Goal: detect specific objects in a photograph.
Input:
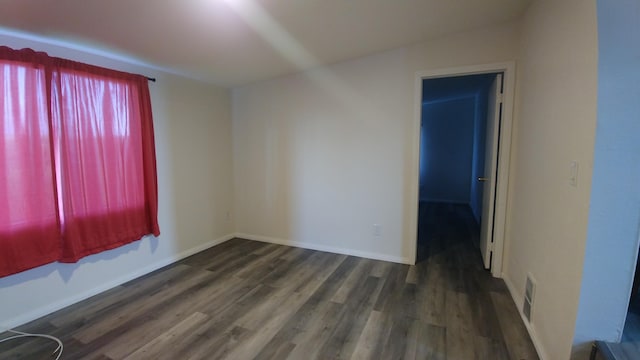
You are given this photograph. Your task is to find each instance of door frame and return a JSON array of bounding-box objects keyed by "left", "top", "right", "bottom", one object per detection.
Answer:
[{"left": 409, "top": 62, "right": 516, "bottom": 277}]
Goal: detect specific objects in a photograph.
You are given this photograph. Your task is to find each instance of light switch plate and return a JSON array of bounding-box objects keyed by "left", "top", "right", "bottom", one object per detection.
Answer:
[{"left": 569, "top": 160, "right": 579, "bottom": 187}]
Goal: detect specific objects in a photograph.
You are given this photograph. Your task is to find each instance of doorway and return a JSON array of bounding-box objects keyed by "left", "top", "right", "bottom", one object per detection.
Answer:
[
  {"left": 416, "top": 73, "right": 499, "bottom": 265},
  {"left": 410, "top": 63, "right": 516, "bottom": 277}
]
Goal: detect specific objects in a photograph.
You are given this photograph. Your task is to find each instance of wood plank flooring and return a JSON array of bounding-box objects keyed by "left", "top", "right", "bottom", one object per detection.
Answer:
[{"left": 0, "top": 203, "right": 539, "bottom": 359}]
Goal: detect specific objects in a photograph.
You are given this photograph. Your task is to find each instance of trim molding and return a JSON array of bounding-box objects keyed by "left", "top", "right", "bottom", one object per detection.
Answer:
[
  {"left": 1, "top": 233, "right": 235, "bottom": 330},
  {"left": 235, "top": 233, "right": 411, "bottom": 265},
  {"left": 503, "top": 275, "right": 548, "bottom": 360},
  {"left": 410, "top": 61, "right": 517, "bottom": 277}
]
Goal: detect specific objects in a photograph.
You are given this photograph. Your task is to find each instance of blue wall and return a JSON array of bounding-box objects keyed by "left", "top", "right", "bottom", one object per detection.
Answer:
[
  {"left": 420, "top": 97, "right": 476, "bottom": 203},
  {"left": 574, "top": 0, "right": 640, "bottom": 350},
  {"left": 420, "top": 74, "right": 495, "bottom": 222}
]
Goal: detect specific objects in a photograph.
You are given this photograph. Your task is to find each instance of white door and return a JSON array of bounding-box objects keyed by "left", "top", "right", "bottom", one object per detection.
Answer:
[{"left": 479, "top": 74, "right": 503, "bottom": 270}]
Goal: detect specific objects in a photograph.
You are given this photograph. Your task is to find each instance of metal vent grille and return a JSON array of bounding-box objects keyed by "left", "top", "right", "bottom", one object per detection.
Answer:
[{"left": 523, "top": 274, "right": 536, "bottom": 323}]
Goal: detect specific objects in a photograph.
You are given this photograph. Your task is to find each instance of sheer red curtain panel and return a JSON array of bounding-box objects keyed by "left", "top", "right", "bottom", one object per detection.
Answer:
[
  {"left": 0, "top": 51, "right": 61, "bottom": 276},
  {"left": 0, "top": 46, "right": 159, "bottom": 277}
]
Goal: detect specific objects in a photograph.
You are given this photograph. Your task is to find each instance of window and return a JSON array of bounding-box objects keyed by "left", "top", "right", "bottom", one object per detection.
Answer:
[{"left": 0, "top": 46, "right": 159, "bottom": 277}]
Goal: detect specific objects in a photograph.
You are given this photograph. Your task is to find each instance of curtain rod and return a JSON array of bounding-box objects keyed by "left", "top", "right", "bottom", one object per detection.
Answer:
[{"left": 146, "top": 77, "right": 156, "bottom": 82}]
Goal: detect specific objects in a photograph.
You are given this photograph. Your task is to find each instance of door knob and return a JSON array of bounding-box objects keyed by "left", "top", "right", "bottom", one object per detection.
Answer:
[{"left": 478, "top": 177, "right": 488, "bottom": 182}]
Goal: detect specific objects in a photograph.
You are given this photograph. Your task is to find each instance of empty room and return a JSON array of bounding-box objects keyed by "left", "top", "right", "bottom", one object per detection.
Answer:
[{"left": 0, "top": 1, "right": 638, "bottom": 359}]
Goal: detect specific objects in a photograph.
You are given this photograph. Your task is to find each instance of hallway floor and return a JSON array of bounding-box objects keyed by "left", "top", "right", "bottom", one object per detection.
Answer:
[{"left": 416, "top": 201, "right": 480, "bottom": 264}]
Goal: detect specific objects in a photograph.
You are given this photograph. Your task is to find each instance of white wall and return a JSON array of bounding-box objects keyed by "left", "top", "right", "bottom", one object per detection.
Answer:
[
  {"left": 503, "top": 1, "right": 598, "bottom": 359},
  {"left": 573, "top": 0, "right": 640, "bottom": 357},
  {"left": 0, "top": 32, "right": 235, "bottom": 329},
  {"left": 232, "top": 21, "right": 520, "bottom": 263}
]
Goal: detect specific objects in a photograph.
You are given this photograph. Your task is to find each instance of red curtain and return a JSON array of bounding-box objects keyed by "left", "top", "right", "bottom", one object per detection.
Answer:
[
  {"left": 0, "top": 55, "right": 61, "bottom": 276},
  {"left": 0, "top": 47, "right": 159, "bottom": 276}
]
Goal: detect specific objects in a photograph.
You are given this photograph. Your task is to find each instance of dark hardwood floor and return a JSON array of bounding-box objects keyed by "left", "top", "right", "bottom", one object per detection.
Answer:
[
  {"left": 416, "top": 201, "right": 480, "bottom": 264},
  {"left": 0, "top": 203, "right": 538, "bottom": 359}
]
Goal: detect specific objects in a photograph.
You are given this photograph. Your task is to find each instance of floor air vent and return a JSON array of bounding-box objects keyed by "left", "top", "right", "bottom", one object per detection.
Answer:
[{"left": 523, "top": 273, "right": 536, "bottom": 323}]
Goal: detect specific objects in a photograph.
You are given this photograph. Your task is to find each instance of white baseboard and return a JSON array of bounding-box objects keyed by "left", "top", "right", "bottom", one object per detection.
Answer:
[
  {"left": 1, "top": 233, "right": 235, "bottom": 330},
  {"left": 235, "top": 233, "right": 411, "bottom": 264},
  {"left": 503, "top": 275, "right": 549, "bottom": 360},
  {"left": 3, "top": 232, "right": 409, "bottom": 330}
]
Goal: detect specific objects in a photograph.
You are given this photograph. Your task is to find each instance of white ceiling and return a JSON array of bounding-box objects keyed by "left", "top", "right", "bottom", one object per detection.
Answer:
[{"left": 0, "top": 0, "right": 531, "bottom": 86}]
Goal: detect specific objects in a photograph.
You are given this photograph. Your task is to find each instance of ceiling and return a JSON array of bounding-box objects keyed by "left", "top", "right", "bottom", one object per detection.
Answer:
[{"left": 0, "top": 0, "right": 531, "bottom": 86}]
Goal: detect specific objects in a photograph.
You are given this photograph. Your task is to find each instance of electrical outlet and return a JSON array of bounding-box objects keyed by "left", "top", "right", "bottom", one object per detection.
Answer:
[{"left": 373, "top": 224, "right": 381, "bottom": 237}]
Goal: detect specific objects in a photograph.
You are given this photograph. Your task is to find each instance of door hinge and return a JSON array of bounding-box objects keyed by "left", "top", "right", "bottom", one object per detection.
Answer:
[{"left": 498, "top": 93, "right": 504, "bottom": 103}]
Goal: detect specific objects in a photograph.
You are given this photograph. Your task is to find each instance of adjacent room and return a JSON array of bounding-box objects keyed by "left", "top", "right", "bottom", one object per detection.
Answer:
[
  {"left": 0, "top": 1, "right": 638, "bottom": 359},
  {"left": 417, "top": 73, "right": 498, "bottom": 264}
]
